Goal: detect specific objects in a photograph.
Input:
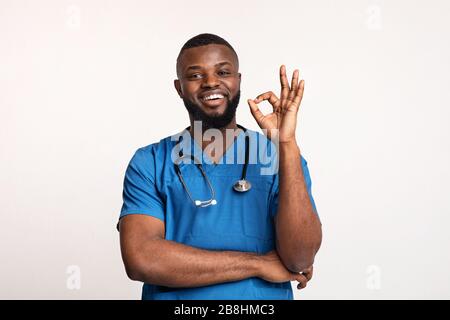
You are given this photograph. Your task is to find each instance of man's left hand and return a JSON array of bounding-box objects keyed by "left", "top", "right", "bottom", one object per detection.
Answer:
[{"left": 247, "top": 65, "right": 305, "bottom": 143}]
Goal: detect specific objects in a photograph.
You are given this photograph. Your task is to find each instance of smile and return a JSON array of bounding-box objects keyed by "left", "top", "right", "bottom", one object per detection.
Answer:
[{"left": 202, "top": 93, "right": 225, "bottom": 101}]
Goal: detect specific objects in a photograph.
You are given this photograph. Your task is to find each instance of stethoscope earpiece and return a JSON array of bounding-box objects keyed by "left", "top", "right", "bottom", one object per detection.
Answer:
[{"left": 194, "top": 199, "right": 218, "bottom": 207}]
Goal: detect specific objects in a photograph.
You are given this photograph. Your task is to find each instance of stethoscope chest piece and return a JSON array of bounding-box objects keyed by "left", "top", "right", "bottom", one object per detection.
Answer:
[
  {"left": 233, "top": 179, "right": 252, "bottom": 193},
  {"left": 175, "top": 124, "right": 251, "bottom": 206}
]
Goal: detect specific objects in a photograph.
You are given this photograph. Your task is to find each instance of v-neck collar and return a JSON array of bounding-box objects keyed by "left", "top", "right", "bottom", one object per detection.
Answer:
[{"left": 185, "top": 126, "right": 246, "bottom": 169}]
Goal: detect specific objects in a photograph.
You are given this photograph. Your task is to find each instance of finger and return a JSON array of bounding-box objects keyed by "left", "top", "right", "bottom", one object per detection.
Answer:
[
  {"left": 279, "top": 65, "right": 290, "bottom": 104},
  {"left": 255, "top": 91, "right": 280, "bottom": 102},
  {"left": 302, "top": 266, "right": 314, "bottom": 281},
  {"left": 292, "top": 79, "right": 305, "bottom": 107},
  {"left": 247, "top": 99, "right": 265, "bottom": 126},
  {"left": 289, "top": 69, "right": 299, "bottom": 98},
  {"left": 295, "top": 274, "right": 308, "bottom": 290},
  {"left": 254, "top": 91, "right": 281, "bottom": 111}
]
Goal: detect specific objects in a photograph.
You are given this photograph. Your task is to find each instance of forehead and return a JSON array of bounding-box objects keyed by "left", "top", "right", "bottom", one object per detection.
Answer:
[{"left": 178, "top": 44, "right": 238, "bottom": 73}]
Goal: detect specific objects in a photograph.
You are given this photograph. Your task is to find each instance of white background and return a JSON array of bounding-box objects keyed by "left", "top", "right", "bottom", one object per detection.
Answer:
[{"left": 1, "top": 0, "right": 449, "bottom": 299}]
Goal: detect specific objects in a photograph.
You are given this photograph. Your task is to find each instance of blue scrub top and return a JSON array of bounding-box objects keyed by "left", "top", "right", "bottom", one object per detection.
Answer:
[{"left": 119, "top": 127, "right": 318, "bottom": 300}]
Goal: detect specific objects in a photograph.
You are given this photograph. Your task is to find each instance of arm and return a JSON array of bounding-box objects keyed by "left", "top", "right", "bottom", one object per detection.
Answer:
[
  {"left": 119, "top": 214, "right": 308, "bottom": 288},
  {"left": 275, "top": 140, "right": 322, "bottom": 272},
  {"left": 247, "top": 65, "right": 322, "bottom": 273}
]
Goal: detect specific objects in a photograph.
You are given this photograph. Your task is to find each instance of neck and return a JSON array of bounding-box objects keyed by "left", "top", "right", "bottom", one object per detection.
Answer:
[{"left": 188, "top": 116, "right": 241, "bottom": 154}]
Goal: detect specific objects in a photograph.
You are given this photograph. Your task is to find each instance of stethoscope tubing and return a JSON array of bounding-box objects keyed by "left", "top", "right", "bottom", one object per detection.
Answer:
[{"left": 174, "top": 124, "right": 250, "bottom": 207}]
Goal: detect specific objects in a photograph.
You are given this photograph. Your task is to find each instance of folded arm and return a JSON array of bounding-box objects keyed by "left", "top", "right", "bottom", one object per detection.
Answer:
[{"left": 119, "top": 214, "right": 309, "bottom": 288}]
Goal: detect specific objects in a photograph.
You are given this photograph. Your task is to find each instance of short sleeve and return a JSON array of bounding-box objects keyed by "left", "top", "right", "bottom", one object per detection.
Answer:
[
  {"left": 269, "top": 155, "right": 319, "bottom": 221},
  {"left": 118, "top": 146, "right": 165, "bottom": 226}
]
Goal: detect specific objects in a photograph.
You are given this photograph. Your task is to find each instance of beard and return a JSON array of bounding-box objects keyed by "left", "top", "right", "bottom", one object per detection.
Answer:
[{"left": 182, "top": 90, "right": 241, "bottom": 130}]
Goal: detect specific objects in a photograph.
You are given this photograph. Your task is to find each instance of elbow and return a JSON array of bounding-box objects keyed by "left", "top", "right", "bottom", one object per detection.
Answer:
[
  {"left": 123, "top": 255, "right": 156, "bottom": 282},
  {"left": 286, "top": 259, "right": 314, "bottom": 273},
  {"left": 124, "top": 255, "right": 167, "bottom": 285},
  {"left": 126, "top": 270, "right": 140, "bottom": 282},
  {"left": 288, "top": 238, "right": 322, "bottom": 273},
  {"left": 124, "top": 261, "right": 145, "bottom": 282},
  {"left": 278, "top": 245, "right": 320, "bottom": 273}
]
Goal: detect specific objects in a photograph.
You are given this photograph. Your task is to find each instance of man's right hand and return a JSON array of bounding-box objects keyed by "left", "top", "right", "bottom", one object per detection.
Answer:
[{"left": 256, "top": 250, "right": 313, "bottom": 290}]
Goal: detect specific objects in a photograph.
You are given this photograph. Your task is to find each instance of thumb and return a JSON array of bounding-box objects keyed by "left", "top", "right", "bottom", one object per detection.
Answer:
[{"left": 247, "top": 99, "right": 265, "bottom": 127}]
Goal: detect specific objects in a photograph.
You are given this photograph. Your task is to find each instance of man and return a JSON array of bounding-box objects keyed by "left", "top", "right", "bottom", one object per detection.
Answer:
[{"left": 118, "top": 33, "right": 322, "bottom": 300}]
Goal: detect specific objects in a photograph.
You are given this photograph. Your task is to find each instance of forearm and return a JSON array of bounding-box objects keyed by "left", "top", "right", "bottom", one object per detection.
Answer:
[
  {"left": 129, "top": 238, "right": 261, "bottom": 288},
  {"left": 275, "top": 140, "right": 322, "bottom": 272}
]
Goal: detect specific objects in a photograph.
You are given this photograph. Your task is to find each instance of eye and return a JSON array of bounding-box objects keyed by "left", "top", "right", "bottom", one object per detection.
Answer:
[
  {"left": 218, "top": 70, "right": 231, "bottom": 76},
  {"left": 187, "top": 73, "right": 202, "bottom": 79}
]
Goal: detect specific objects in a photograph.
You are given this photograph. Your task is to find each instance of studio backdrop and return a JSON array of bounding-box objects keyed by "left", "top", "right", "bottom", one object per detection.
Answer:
[{"left": 1, "top": 0, "right": 449, "bottom": 299}]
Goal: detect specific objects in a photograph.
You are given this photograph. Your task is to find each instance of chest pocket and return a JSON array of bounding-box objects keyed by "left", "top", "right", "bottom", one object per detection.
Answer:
[
  {"left": 163, "top": 172, "right": 276, "bottom": 243},
  {"left": 240, "top": 176, "right": 275, "bottom": 241}
]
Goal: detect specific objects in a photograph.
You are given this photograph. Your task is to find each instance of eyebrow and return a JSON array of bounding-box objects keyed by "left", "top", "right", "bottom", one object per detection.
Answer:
[{"left": 185, "top": 61, "right": 233, "bottom": 72}]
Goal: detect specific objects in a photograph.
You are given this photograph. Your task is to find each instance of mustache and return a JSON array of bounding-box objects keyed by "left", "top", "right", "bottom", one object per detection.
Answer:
[{"left": 182, "top": 90, "right": 241, "bottom": 130}]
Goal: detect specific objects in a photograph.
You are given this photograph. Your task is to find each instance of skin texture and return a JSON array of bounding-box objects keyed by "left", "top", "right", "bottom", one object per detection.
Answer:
[{"left": 119, "top": 44, "right": 320, "bottom": 291}]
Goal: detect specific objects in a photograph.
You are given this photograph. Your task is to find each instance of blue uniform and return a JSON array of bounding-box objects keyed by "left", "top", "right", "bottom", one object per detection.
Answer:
[{"left": 119, "top": 128, "right": 318, "bottom": 300}]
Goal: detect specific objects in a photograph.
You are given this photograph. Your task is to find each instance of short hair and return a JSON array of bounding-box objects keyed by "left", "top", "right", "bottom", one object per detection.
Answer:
[{"left": 176, "top": 33, "right": 239, "bottom": 76}]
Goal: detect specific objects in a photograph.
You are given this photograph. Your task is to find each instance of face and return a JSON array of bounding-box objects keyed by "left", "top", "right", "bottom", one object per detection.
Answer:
[{"left": 174, "top": 44, "right": 241, "bottom": 130}]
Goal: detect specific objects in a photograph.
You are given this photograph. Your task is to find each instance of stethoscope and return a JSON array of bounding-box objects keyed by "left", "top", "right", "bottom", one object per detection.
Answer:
[{"left": 174, "top": 124, "right": 251, "bottom": 207}]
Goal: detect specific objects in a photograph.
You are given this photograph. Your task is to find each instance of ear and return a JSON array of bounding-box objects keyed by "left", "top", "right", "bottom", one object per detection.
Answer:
[{"left": 174, "top": 79, "right": 183, "bottom": 98}]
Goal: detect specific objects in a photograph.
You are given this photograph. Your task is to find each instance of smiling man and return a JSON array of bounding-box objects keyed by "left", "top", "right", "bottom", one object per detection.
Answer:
[{"left": 118, "top": 33, "right": 322, "bottom": 300}]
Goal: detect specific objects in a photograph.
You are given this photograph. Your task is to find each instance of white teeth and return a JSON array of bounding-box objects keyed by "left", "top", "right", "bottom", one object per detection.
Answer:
[{"left": 203, "top": 94, "right": 224, "bottom": 101}]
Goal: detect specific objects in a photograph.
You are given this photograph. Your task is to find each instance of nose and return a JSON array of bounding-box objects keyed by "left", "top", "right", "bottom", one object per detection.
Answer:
[{"left": 201, "top": 73, "right": 220, "bottom": 88}]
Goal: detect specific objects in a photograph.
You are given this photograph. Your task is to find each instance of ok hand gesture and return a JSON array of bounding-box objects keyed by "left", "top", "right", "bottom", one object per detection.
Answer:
[{"left": 247, "top": 65, "right": 305, "bottom": 143}]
